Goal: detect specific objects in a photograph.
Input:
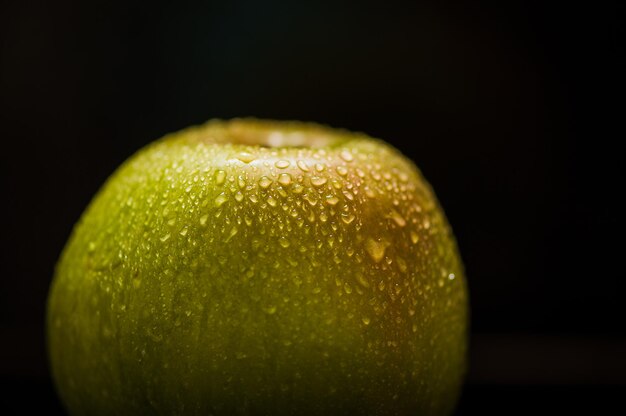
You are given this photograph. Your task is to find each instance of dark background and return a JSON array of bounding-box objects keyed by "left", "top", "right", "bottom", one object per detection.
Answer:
[{"left": 1, "top": 0, "right": 624, "bottom": 414}]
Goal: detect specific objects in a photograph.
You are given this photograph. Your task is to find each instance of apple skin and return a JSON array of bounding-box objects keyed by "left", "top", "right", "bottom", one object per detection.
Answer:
[{"left": 47, "top": 119, "right": 468, "bottom": 415}]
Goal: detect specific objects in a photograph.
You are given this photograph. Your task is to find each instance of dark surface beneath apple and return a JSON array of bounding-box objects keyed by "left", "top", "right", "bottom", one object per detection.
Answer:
[{"left": 1, "top": 0, "right": 624, "bottom": 414}]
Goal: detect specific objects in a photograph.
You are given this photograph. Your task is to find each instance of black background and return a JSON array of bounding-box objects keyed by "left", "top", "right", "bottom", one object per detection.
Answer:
[{"left": 1, "top": 0, "right": 624, "bottom": 414}]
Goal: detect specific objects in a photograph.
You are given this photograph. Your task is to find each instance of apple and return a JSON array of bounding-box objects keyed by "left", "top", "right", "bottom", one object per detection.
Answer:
[{"left": 47, "top": 119, "right": 468, "bottom": 415}]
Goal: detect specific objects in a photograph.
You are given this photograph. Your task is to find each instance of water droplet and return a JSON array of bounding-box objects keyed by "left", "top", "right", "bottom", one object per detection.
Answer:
[
  {"left": 340, "top": 150, "right": 354, "bottom": 162},
  {"left": 279, "top": 237, "right": 290, "bottom": 248},
  {"left": 362, "top": 316, "right": 371, "bottom": 325},
  {"left": 397, "top": 257, "right": 407, "bottom": 272},
  {"left": 264, "top": 305, "right": 277, "bottom": 314},
  {"left": 365, "top": 238, "right": 389, "bottom": 263},
  {"left": 225, "top": 226, "right": 238, "bottom": 242},
  {"left": 292, "top": 183, "right": 304, "bottom": 194},
  {"left": 341, "top": 213, "right": 355, "bottom": 224},
  {"left": 237, "top": 152, "right": 255, "bottom": 163},
  {"left": 412, "top": 324, "right": 418, "bottom": 333},
  {"left": 249, "top": 194, "right": 259, "bottom": 203},
  {"left": 216, "top": 170, "right": 226, "bottom": 185},
  {"left": 449, "top": 273, "right": 456, "bottom": 280},
  {"left": 311, "top": 177, "right": 327, "bottom": 187},
  {"left": 364, "top": 187, "right": 376, "bottom": 198},
  {"left": 278, "top": 173, "right": 292, "bottom": 186},
  {"left": 267, "top": 196, "right": 277, "bottom": 207},
  {"left": 235, "top": 191, "right": 244, "bottom": 202},
  {"left": 325, "top": 195, "right": 339, "bottom": 206},
  {"left": 297, "top": 160, "right": 309, "bottom": 171},
  {"left": 88, "top": 242, "right": 96, "bottom": 252},
  {"left": 160, "top": 233, "right": 171, "bottom": 242},
  {"left": 259, "top": 176, "right": 272, "bottom": 189},
  {"left": 356, "top": 273, "right": 370, "bottom": 288},
  {"left": 389, "top": 209, "right": 406, "bottom": 227},
  {"left": 304, "top": 193, "right": 318, "bottom": 206},
  {"left": 179, "top": 227, "right": 188, "bottom": 236},
  {"left": 214, "top": 193, "right": 228, "bottom": 207},
  {"left": 147, "top": 327, "right": 163, "bottom": 342},
  {"left": 315, "top": 163, "right": 326, "bottom": 172},
  {"left": 410, "top": 231, "right": 419, "bottom": 244},
  {"left": 275, "top": 160, "right": 290, "bottom": 169},
  {"left": 343, "top": 282, "right": 353, "bottom": 294},
  {"left": 336, "top": 166, "right": 348, "bottom": 176}
]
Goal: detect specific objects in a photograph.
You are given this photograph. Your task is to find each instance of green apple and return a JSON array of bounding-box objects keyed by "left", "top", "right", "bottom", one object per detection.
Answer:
[{"left": 47, "top": 119, "right": 468, "bottom": 415}]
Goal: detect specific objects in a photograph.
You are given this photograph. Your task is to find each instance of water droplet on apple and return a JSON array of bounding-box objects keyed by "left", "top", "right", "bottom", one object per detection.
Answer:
[
  {"left": 237, "top": 152, "right": 255, "bottom": 163},
  {"left": 365, "top": 238, "right": 389, "bottom": 263},
  {"left": 278, "top": 173, "right": 292, "bottom": 186},
  {"left": 259, "top": 176, "right": 272, "bottom": 189},
  {"left": 297, "top": 160, "right": 309, "bottom": 171},
  {"left": 341, "top": 213, "right": 355, "bottom": 224},
  {"left": 311, "top": 177, "right": 327, "bottom": 187},
  {"left": 397, "top": 257, "right": 407, "bottom": 273},
  {"left": 389, "top": 209, "right": 406, "bottom": 227},
  {"left": 214, "top": 193, "right": 228, "bottom": 207},
  {"left": 304, "top": 193, "right": 317, "bottom": 206},
  {"left": 263, "top": 305, "right": 277, "bottom": 314},
  {"left": 340, "top": 150, "right": 354, "bottom": 162},
  {"left": 224, "top": 226, "right": 238, "bottom": 242}
]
